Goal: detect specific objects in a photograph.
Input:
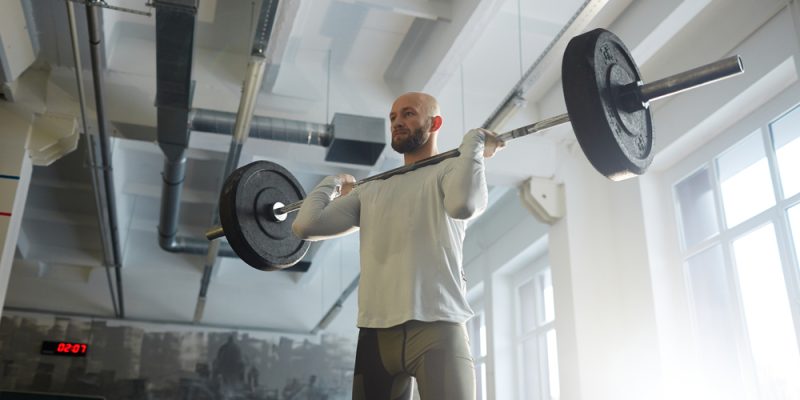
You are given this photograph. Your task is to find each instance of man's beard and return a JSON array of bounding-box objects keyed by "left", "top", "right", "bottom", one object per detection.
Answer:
[{"left": 391, "top": 126, "right": 430, "bottom": 154}]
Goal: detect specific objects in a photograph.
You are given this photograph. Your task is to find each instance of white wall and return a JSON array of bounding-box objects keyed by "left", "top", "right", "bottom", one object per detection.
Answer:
[
  {"left": 463, "top": 188, "right": 549, "bottom": 400},
  {"left": 454, "top": 1, "right": 800, "bottom": 399}
]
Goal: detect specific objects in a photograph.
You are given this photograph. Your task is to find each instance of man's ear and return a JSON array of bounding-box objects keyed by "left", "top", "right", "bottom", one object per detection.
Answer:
[{"left": 430, "top": 115, "right": 443, "bottom": 132}]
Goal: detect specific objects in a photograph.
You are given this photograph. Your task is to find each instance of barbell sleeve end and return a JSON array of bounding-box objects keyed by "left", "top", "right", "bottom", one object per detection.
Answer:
[
  {"left": 638, "top": 55, "right": 745, "bottom": 105},
  {"left": 205, "top": 226, "right": 225, "bottom": 241}
]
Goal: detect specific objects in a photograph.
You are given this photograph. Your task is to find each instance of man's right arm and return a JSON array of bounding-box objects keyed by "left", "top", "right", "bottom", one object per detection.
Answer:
[{"left": 292, "top": 175, "right": 360, "bottom": 241}]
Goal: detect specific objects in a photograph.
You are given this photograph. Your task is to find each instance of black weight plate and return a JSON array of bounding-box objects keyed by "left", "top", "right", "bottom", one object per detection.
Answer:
[
  {"left": 219, "top": 161, "right": 310, "bottom": 271},
  {"left": 562, "top": 28, "right": 654, "bottom": 180}
]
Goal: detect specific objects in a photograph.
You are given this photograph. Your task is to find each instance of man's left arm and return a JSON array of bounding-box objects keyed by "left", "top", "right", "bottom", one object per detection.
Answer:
[{"left": 440, "top": 129, "right": 491, "bottom": 219}]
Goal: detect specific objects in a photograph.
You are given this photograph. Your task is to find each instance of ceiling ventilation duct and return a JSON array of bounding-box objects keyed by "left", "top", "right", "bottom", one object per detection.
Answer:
[
  {"left": 153, "top": 0, "right": 238, "bottom": 257},
  {"left": 155, "top": 1, "right": 385, "bottom": 262},
  {"left": 189, "top": 108, "right": 386, "bottom": 166},
  {"left": 152, "top": 0, "right": 384, "bottom": 329},
  {"left": 153, "top": 7, "right": 387, "bottom": 327}
]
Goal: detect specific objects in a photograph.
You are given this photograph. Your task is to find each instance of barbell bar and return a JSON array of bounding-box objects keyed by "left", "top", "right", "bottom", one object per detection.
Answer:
[
  {"left": 204, "top": 29, "right": 745, "bottom": 270},
  {"left": 206, "top": 55, "right": 743, "bottom": 242}
]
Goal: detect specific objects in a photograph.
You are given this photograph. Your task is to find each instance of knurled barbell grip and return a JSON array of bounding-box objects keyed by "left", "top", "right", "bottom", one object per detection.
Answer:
[{"left": 273, "top": 114, "right": 571, "bottom": 217}]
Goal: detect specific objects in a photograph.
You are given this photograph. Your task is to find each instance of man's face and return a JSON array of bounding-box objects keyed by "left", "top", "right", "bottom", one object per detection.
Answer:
[{"left": 389, "top": 96, "right": 432, "bottom": 154}]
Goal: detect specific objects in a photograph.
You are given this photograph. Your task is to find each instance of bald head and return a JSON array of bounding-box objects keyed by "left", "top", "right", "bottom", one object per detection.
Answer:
[
  {"left": 389, "top": 92, "right": 443, "bottom": 158},
  {"left": 392, "top": 92, "right": 441, "bottom": 121}
]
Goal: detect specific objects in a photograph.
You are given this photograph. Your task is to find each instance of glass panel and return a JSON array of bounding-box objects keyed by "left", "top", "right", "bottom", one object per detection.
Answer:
[
  {"left": 522, "top": 337, "right": 538, "bottom": 400},
  {"left": 685, "top": 245, "right": 746, "bottom": 396},
  {"left": 790, "top": 205, "right": 800, "bottom": 267},
  {"left": 770, "top": 104, "right": 800, "bottom": 198},
  {"left": 540, "top": 269, "right": 555, "bottom": 325},
  {"left": 732, "top": 223, "right": 800, "bottom": 399},
  {"left": 468, "top": 313, "right": 487, "bottom": 358},
  {"left": 545, "top": 329, "right": 560, "bottom": 400},
  {"left": 476, "top": 362, "right": 488, "bottom": 400},
  {"left": 675, "top": 167, "right": 719, "bottom": 248},
  {"left": 479, "top": 316, "right": 487, "bottom": 358},
  {"left": 519, "top": 279, "right": 537, "bottom": 334},
  {"left": 717, "top": 131, "right": 775, "bottom": 228}
]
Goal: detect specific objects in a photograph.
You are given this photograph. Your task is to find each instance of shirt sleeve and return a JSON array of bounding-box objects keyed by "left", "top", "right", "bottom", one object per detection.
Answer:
[
  {"left": 440, "top": 129, "right": 489, "bottom": 220},
  {"left": 292, "top": 176, "right": 361, "bottom": 241}
]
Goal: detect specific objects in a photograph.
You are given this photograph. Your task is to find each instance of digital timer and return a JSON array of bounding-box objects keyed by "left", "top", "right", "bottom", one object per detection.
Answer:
[{"left": 40, "top": 341, "right": 89, "bottom": 357}]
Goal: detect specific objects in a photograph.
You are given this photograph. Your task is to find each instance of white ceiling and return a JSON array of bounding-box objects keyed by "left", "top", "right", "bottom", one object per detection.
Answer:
[{"left": 5, "top": 0, "right": 613, "bottom": 334}]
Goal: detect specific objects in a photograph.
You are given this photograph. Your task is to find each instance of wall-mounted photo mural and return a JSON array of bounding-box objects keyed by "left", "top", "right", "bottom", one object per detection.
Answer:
[{"left": 0, "top": 313, "right": 357, "bottom": 399}]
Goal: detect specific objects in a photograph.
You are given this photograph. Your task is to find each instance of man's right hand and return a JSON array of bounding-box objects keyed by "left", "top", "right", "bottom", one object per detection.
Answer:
[
  {"left": 463, "top": 128, "right": 506, "bottom": 159},
  {"left": 480, "top": 129, "right": 506, "bottom": 159},
  {"left": 335, "top": 174, "right": 356, "bottom": 197}
]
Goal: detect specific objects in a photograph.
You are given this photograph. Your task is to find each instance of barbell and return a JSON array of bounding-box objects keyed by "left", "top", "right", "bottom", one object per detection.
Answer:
[{"left": 205, "top": 28, "right": 744, "bottom": 271}]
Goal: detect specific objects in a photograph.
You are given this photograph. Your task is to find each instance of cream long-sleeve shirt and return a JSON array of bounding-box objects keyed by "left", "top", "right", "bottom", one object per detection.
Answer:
[{"left": 292, "top": 129, "right": 489, "bottom": 328}]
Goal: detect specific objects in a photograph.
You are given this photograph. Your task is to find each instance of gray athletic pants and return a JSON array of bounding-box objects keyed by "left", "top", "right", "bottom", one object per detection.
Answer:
[{"left": 352, "top": 320, "right": 476, "bottom": 400}]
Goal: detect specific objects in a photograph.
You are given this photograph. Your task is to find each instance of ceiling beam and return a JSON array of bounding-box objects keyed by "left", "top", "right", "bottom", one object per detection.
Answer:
[
  {"left": 384, "top": 0, "right": 505, "bottom": 95},
  {"left": 262, "top": 0, "right": 307, "bottom": 92},
  {"left": 19, "top": 243, "right": 103, "bottom": 268},
  {"left": 337, "top": 0, "right": 452, "bottom": 21},
  {"left": 21, "top": 206, "right": 99, "bottom": 227}
]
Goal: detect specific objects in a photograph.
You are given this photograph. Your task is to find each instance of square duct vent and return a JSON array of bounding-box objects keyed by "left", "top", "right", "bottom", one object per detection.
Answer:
[{"left": 325, "top": 113, "right": 386, "bottom": 166}]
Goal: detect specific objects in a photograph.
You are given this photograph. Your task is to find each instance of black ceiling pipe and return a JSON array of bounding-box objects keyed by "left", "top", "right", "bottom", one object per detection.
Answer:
[
  {"left": 65, "top": 0, "right": 120, "bottom": 318},
  {"left": 153, "top": 0, "right": 238, "bottom": 258}
]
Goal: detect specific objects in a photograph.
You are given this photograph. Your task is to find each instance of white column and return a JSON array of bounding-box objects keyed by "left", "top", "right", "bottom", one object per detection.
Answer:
[
  {"left": 549, "top": 145, "right": 663, "bottom": 400},
  {"left": 0, "top": 105, "right": 33, "bottom": 316}
]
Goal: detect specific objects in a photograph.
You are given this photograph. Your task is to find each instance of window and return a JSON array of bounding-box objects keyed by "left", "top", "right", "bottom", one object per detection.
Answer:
[
  {"left": 673, "top": 103, "right": 800, "bottom": 399},
  {"left": 516, "top": 268, "right": 558, "bottom": 400},
  {"left": 717, "top": 131, "right": 775, "bottom": 228},
  {"left": 467, "top": 311, "right": 489, "bottom": 400},
  {"left": 771, "top": 104, "right": 800, "bottom": 198}
]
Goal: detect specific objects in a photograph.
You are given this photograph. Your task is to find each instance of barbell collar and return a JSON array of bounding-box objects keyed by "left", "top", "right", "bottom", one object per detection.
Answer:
[
  {"left": 268, "top": 202, "right": 287, "bottom": 222},
  {"left": 206, "top": 225, "right": 225, "bottom": 240}
]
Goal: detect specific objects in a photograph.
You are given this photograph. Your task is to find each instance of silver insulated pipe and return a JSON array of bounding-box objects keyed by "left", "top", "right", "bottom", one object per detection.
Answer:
[{"left": 189, "top": 108, "right": 332, "bottom": 147}]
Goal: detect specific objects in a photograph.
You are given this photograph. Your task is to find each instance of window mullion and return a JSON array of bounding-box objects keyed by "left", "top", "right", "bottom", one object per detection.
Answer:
[
  {"left": 773, "top": 202, "right": 800, "bottom": 355},
  {"left": 684, "top": 233, "right": 722, "bottom": 259},
  {"left": 712, "top": 153, "right": 761, "bottom": 391},
  {"left": 768, "top": 113, "right": 800, "bottom": 353},
  {"left": 786, "top": 191, "right": 800, "bottom": 209},
  {"left": 719, "top": 219, "right": 769, "bottom": 400},
  {"left": 711, "top": 158, "right": 727, "bottom": 232},
  {"left": 763, "top": 124, "right": 784, "bottom": 203}
]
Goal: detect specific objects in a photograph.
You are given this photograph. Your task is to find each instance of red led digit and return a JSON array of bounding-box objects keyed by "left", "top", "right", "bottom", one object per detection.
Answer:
[{"left": 42, "top": 341, "right": 88, "bottom": 356}]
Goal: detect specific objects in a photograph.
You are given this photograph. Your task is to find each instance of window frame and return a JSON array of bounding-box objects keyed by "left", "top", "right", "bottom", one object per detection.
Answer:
[
  {"left": 510, "top": 259, "right": 556, "bottom": 400},
  {"left": 467, "top": 301, "right": 489, "bottom": 400},
  {"left": 667, "top": 85, "right": 800, "bottom": 395}
]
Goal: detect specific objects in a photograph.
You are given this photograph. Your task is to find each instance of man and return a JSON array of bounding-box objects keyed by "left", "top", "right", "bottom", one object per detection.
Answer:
[{"left": 293, "top": 92, "right": 504, "bottom": 400}]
